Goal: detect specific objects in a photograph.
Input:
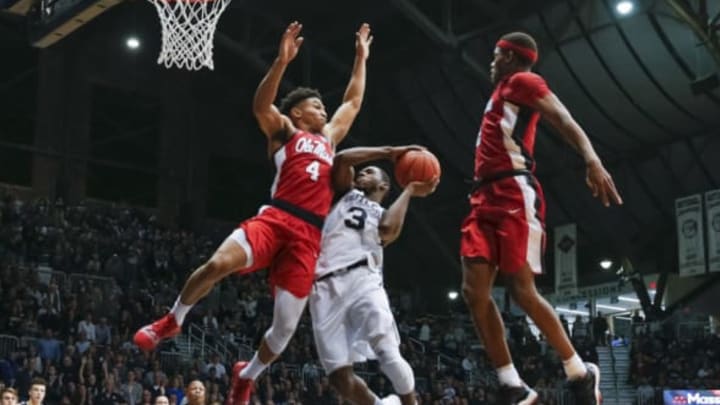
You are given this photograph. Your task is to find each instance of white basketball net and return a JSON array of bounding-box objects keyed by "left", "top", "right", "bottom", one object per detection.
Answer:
[{"left": 148, "top": 0, "right": 231, "bottom": 71}]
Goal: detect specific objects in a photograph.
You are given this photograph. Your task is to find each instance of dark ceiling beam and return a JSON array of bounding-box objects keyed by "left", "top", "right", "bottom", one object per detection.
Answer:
[
  {"left": 467, "top": 0, "right": 506, "bottom": 20},
  {"left": 442, "top": 0, "right": 452, "bottom": 34},
  {"left": 214, "top": 32, "right": 295, "bottom": 93},
  {"left": 389, "top": 0, "right": 457, "bottom": 48},
  {"left": 601, "top": 0, "right": 708, "bottom": 125},
  {"left": 541, "top": 124, "right": 719, "bottom": 181},
  {"left": 665, "top": 0, "right": 720, "bottom": 68},
  {"left": 388, "top": 0, "right": 491, "bottom": 83},
  {"left": 647, "top": 12, "right": 720, "bottom": 106},
  {"left": 227, "top": 3, "right": 352, "bottom": 78}
]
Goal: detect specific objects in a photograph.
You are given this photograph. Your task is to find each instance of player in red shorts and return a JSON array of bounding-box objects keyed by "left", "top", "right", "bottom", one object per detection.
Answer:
[
  {"left": 460, "top": 32, "right": 623, "bottom": 405},
  {"left": 133, "top": 21, "right": 373, "bottom": 405}
]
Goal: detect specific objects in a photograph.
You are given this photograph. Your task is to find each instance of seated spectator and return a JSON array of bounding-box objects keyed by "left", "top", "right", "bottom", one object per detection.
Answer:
[
  {"left": 182, "top": 380, "right": 205, "bottom": 405},
  {"left": 1, "top": 387, "right": 18, "bottom": 405}
]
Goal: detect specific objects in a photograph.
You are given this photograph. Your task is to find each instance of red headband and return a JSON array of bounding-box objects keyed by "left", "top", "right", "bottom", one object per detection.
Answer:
[{"left": 497, "top": 39, "right": 538, "bottom": 63}]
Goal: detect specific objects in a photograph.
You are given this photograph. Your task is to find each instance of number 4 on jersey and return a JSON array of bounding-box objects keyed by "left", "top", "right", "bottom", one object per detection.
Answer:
[{"left": 306, "top": 161, "right": 320, "bottom": 181}]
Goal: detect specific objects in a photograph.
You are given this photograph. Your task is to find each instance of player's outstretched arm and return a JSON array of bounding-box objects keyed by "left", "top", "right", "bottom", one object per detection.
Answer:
[
  {"left": 534, "top": 92, "right": 623, "bottom": 207},
  {"left": 324, "top": 23, "right": 373, "bottom": 146},
  {"left": 331, "top": 145, "right": 423, "bottom": 195},
  {"left": 379, "top": 179, "right": 439, "bottom": 246},
  {"left": 253, "top": 21, "right": 303, "bottom": 139}
]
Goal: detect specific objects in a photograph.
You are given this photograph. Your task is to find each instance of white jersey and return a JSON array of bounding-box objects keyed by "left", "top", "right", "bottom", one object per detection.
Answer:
[{"left": 315, "top": 189, "right": 384, "bottom": 278}]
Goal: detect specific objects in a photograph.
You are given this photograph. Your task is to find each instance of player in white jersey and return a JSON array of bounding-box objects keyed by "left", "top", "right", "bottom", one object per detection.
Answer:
[{"left": 310, "top": 146, "right": 438, "bottom": 405}]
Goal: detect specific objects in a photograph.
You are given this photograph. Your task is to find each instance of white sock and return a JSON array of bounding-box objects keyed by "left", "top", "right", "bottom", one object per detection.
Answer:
[
  {"left": 497, "top": 364, "right": 523, "bottom": 387},
  {"left": 238, "top": 353, "right": 268, "bottom": 381},
  {"left": 563, "top": 353, "right": 587, "bottom": 380},
  {"left": 374, "top": 397, "right": 382, "bottom": 405},
  {"left": 169, "top": 298, "right": 192, "bottom": 325}
]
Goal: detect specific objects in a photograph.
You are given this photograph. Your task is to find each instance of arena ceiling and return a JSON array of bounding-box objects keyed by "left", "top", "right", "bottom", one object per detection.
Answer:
[{"left": 1, "top": 0, "right": 719, "bottom": 307}]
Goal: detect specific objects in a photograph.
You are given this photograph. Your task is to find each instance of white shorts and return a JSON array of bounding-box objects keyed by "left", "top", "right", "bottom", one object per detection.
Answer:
[{"left": 309, "top": 266, "right": 400, "bottom": 374}]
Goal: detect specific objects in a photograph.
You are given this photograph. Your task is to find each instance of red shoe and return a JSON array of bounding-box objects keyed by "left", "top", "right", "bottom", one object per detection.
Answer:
[
  {"left": 227, "top": 361, "right": 254, "bottom": 405},
  {"left": 133, "top": 314, "right": 181, "bottom": 351}
]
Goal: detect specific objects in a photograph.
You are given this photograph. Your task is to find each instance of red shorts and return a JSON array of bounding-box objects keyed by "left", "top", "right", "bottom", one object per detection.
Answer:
[
  {"left": 232, "top": 206, "right": 322, "bottom": 298},
  {"left": 460, "top": 175, "right": 546, "bottom": 274}
]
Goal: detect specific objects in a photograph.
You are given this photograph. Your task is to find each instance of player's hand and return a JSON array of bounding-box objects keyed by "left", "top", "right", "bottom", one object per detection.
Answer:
[
  {"left": 278, "top": 21, "right": 304, "bottom": 65},
  {"left": 586, "top": 160, "right": 622, "bottom": 207},
  {"left": 355, "top": 23, "right": 373, "bottom": 60},
  {"left": 407, "top": 177, "right": 440, "bottom": 197},
  {"left": 389, "top": 145, "right": 426, "bottom": 162}
]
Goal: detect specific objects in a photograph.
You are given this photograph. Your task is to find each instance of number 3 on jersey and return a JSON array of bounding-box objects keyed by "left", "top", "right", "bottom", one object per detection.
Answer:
[
  {"left": 305, "top": 161, "right": 320, "bottom": 181},
  {"left": 344, "top": 207, "right": 367, "bottom": 230}
]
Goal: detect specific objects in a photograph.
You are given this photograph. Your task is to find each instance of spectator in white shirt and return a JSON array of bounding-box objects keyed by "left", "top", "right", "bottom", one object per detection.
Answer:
[{"left": 77, "top": 313, "right": 96, "bottom": 342}]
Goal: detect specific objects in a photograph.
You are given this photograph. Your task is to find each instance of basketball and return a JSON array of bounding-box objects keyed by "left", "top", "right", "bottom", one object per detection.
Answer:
[{"left": 394, "top": 150, "right": 441, "bottom": 188}]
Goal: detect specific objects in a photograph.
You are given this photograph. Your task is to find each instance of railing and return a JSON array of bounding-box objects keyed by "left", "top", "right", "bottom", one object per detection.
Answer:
[
  {"left": 608, "top": 339, "right": 620, "bottom": 405},
  {"left": 159, "top": 351, "right": 185, "bottom": 374},
  {"left": 676, "top": 320, "right": 711, "bottom": 339},
  {"left": 436, "top": 352, "right": 460, "bottom": 372},
  {"left": 186, "top": 323, "right": 252, "bottom": 363},
  {"left": 35, "top": 265, "right": 66, "bottom": 287},
  {"left": 407, "top": 337, "right": 426, "bottom": 353},
  {"left": 636, "top": 387, "right": 659, "bottom": 405},
  {"left": 0, "top": 335, "right": 19, "bottom": 358}
]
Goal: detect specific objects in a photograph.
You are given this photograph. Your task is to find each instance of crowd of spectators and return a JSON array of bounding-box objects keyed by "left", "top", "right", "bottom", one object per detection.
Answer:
[
  {"left": 0, "top": 192, "right": 599, "bottom": 404},
  {"left": 631, "top": 324, "right": 720, "bottom": 404}
]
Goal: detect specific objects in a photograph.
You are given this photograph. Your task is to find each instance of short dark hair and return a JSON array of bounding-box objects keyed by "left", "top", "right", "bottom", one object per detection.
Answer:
[
  {"left": 278, "top": 87, "right": 322, "bottom": 115},
  {"left": 30, "top": 377, "right": 46, "bottom": 388},
  {"left": 499, "top": 32, "right": 538, "bottom": 66},
  {"left": 378, "top": 167, "right": 390, "bottom": 185}
]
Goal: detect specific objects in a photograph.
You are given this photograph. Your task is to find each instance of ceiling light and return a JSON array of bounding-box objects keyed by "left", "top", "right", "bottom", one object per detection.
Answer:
[
  {"left": 555, "top": 307, "right": 587, "bottom": 316},
  {"left": 126, "top": 37, "right": 141, "bottom": 50},
  {"left": 618, "top": 296, "right": 640, "bottom": 303},
  {"left": 616, "top": 1, "right": 634, "bottom": 15},
  {"left": 597, "top": 304, "right": 627, "bottom": 311},
  {"left": 599, "top": 259, "right": 613, "bottom": 270},
  {"left": 448, "top": 291, "right": 459, "bottom": 301}
]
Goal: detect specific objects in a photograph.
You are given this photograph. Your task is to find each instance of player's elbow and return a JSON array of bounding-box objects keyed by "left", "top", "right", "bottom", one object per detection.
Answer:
[
  {"left": 348, "top": 97, "right": 363, "bottom": 111},
  {"left": 252, "top": 104, "right": 268, "bottom": 118},
  {"left": 379, "top": 223, "right": 401, "bottom": 244},
  {"left": 333, "top": 150, "right": 353, "bottom": 166}
]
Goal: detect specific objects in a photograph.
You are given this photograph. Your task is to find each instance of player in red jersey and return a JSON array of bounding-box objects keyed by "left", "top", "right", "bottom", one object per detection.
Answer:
[
  {"left": 133, "top": 21, "right": 373, "bottom": 405},
  {"left": 460, "top": 32, "right": 622, "bottom": 405}
]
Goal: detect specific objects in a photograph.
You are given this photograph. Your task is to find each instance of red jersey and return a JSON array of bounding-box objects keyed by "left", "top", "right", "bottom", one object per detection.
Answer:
[
  {"left": 270, "top": 131, "right": 334, "bottom": 218},
  {"left": 474, "top": 72, "right": 550, "bottom": 180}
]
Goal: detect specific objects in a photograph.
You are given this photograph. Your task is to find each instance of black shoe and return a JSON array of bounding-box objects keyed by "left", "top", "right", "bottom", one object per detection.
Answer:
[
  {"left": 497, "top": 384, "right": 538, "bottom": 405},
  {"left": 568, "top": 362, "right": 602, "bottom": 405}
]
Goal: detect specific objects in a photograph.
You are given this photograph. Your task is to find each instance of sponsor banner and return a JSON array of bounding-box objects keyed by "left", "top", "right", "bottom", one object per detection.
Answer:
[
  {"left": 664, "top": 390, "right": 720, "bottom": 404},
  {"left": 706, "top": 190, "right": 720, "bottom": 273},
  {"left": 550, "top": 281, "right": 634, "bottom": 305},
  {"left": 554, "top": 224, "right": 578, "bottom": 296},
  {"left": 676, "top": 195, "right": 706, "bottom": 277}
]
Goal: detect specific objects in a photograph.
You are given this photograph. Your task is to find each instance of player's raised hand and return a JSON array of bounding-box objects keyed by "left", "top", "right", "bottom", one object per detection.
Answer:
[
  {"left": 355, "top": 23, "right": 373, "bottom": 60},
  {"left": 407, "top": 177, "right": 440, "bottom": 197},
  {"left": 586, "top": 160, "right": 622, "bottom": 207},
  {"left": 278, "top": 21, "right": 304, "bottom": 64},
  {"left": 389, "top": 145, "right": 426, "bottom": 162}
]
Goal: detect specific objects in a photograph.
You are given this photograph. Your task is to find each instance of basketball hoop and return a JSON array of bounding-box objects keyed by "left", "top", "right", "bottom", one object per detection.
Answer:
[{"left": 148, "top": 0, "right": 231, "bottom": 71}]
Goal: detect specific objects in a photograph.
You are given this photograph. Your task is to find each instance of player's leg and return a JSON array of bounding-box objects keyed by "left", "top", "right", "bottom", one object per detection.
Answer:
[
  {"left": 230, "top": 225, "right": 317, "bottom": 405},
  {"left": 461, "top": 205, "right": 537, "bottom": 403},
  {"left": 229, "top": 286, "right": 308, "bottom": 405},
  {"left": 506, "top": 265, "right": 600, "bottom": 404},
  {"left": 328, "top": 367, "right": 384, "bottom": 405},
  {"left": 134, "top": 228, "right": 255, "bottom": 351},
  {"left": 353, "top": 282, "right": 416, "bottom": 405},
  {"left": 310, "top": 273, "right": 385, "bottom": 405},
  {"left": 501, "top": 175, "right": 598, "bottom": 404}
]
